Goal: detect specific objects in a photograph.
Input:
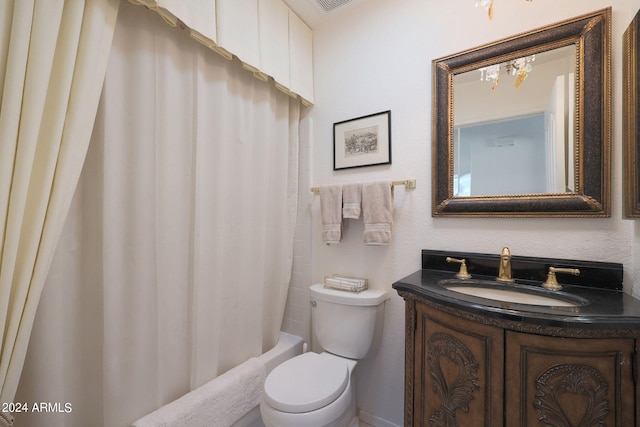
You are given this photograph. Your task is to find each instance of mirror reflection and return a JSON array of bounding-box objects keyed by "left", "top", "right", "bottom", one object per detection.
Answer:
[
  {"left": 453, "top": 45, "right": 576, "bottom": 197},
  {"left": 431, "top": 7, "right": 611, "bottom": 217}
]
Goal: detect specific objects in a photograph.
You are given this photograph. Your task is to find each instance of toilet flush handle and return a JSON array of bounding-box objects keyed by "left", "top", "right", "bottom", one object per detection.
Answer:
[{"left": 310, "top": 300, "right": 317, "bottom": 307}]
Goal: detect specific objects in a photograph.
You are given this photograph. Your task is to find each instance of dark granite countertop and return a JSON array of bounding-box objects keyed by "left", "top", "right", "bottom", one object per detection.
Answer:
[{"left": 392, "top": 250, "right": 640, "bottom": 332}]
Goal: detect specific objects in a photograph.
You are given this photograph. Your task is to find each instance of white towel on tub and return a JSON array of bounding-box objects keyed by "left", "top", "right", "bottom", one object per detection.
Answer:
[{"left": 132, "top": 357, "right": 267, "bottom": 427}]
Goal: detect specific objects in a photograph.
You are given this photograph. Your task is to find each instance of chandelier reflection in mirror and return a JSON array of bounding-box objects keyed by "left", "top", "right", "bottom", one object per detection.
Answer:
[
  {"left": 478, "top": 55, "right": 536, "bottom": 90},
  {"left": 475, "top": 0, "right": 533, "bottom": 20}
]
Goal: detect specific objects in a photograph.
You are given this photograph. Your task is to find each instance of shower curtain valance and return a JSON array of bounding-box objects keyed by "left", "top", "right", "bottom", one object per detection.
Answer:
[{"left": 128, "top": 0, "right": 314, "bottom": 106}]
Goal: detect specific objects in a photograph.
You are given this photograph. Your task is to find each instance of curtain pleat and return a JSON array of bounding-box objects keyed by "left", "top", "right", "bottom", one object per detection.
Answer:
[
  {"left": 15, "top": 2, "right": 300, "bottom": 426},
  {"left": 128, "top": 0, "right": 315, "bottom": 106},
  {"left": 0, "top": 0, "right": 119, "bottom": 410}
]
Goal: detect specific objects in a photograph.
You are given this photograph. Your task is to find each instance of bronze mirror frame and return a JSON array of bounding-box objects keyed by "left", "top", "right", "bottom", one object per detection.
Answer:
[
  {"left": 432, "top": 8, "right": 611, "bottom": 217},
  {"left": 625, "top": 9, "right": 640, "bottom": 217}
]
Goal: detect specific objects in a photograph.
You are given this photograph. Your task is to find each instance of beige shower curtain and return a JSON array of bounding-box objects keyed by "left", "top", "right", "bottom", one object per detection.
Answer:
[
  {"left": 14, "top": 2, "right": 300, "bottom": 426},
  {"left": 0, "top": 0, "right": 119, "bottom": 419}
]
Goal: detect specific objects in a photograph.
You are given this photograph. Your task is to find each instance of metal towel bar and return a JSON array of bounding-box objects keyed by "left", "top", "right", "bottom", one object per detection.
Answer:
[{"left": 310, "top": 179, "right": 416, "bottom": 194}]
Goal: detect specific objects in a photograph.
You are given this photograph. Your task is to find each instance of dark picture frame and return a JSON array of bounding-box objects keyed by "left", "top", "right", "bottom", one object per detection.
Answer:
[{"left": 333, "top": 110, "right": 391, "bottom": 170}]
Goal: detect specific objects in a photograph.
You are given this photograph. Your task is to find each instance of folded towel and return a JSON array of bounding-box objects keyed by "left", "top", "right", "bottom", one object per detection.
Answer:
[
  {"left": 320, "top": 185, "right": 344, "bottom": 244},
  {"left": 342, "top": 183, "right": 362, "bottom": 219},
  {"left": 131, "top": 357, "right": 267, "bottom": 427},
  {"left": 362, "top": 181, "right": 393, "bottom": 245}
]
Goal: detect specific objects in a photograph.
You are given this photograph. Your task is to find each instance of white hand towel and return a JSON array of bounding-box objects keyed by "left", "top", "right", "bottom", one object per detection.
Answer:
[
  {"left": 342, "top": 183, "right": 362, "bottom": 219},
  {"left": 362, "top": 181, "right": 393, "bottom": 245},
  {"left": 320, "top": 184, "right": 344, "bottom": 244}
]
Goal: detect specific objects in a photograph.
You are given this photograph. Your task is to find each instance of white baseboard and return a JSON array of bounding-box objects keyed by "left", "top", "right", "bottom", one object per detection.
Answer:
[{"left": 358, "top": 410, "right": 401, "bottom": 427}]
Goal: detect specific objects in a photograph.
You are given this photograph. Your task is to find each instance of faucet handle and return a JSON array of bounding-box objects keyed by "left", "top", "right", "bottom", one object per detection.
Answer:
[
  {"left": 446, "top": 257, "right": 472, "bottom": 279},
  {"left": 543, "top": 266, "right": 580, "bottom": 291}
]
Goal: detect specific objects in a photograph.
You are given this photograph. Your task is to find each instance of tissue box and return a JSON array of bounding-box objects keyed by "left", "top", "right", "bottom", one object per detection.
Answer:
[{"left": 323, "top": 275, "right": 368, "bottom": 292}]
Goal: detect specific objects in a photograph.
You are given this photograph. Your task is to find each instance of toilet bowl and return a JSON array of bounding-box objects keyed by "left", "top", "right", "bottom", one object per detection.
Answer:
[
  {"left": 260, "top": 284, "right": 387, "bottom": 427},
  {"left": 260, "top": 352, "right": 358, "bottom": 427}
]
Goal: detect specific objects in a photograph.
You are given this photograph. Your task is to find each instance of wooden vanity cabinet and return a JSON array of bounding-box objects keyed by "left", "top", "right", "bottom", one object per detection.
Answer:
[
  {"left": 404, "top": 297, "right": 638, "bottom": 427},
  {"left": 412, "top": 300, "right": 504, "bottom": 427},
  {"left": 505, "top": 331, "right": 636, "bottom": 427}
]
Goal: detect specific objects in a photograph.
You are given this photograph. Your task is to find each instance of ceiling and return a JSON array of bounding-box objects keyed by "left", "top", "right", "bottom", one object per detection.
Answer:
[{"left": 283, "top": 0, "right": 373, "bottom": 28}]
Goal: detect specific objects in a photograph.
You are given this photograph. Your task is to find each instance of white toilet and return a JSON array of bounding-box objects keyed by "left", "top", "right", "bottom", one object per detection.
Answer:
[{"left": 260, "top": 284, "right": 388, "bottom": 427}]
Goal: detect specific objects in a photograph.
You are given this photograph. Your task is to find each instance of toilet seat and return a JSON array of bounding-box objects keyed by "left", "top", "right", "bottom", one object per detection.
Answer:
[{"left": 263, "top": 352, "right": 349, "bottom": 413}]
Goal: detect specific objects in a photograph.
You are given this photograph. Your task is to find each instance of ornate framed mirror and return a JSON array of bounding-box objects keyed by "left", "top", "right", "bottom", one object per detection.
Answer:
[
  {"left": 625, "top": 9, "right": 640, "bottom": 217},
  {"left": 432, "top": 8, "right": 611, "bottom": 217}
]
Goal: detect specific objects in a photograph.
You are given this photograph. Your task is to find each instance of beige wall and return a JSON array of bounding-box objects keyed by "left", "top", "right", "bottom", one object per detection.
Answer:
[{"left": 284, "top": 1, "right": 640, "bottom": 425}]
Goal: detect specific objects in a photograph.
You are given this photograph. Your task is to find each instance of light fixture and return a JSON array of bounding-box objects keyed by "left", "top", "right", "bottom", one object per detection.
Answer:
[
  {"left": 478, "top": 55, "right": 535, "bottom": 90},
  {"left": 475, "top": 0, "right": 533, "bottom": 20},
  {"left": 479, "top": 63, "right": 501, "bottom": 90}
]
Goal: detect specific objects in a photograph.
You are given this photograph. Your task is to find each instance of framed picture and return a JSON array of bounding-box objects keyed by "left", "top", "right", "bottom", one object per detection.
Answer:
[{"left": 333, "top": 110, "right": 391, "bottom": 170}]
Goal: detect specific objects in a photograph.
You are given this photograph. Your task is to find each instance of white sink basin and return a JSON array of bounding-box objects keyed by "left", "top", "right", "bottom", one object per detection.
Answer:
[{"left": 440, "top": 279, "right": 585, "bottom": 307}]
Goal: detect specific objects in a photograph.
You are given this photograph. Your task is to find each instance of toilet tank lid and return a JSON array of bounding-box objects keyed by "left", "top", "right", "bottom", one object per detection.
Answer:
[{"left": 310, "top": 284, "right": 388, "bottom": 306}]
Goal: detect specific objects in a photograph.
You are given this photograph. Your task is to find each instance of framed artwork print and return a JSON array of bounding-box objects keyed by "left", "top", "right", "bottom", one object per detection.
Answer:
[{"left": 333, "top": 110, "right": 391, "bottom": 170}]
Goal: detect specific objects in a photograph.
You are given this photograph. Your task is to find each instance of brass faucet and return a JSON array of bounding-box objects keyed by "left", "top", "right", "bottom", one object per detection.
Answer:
[
  {"left": 496, "top": 247, "right": 515, "bottom": 283},
  {"left": 543, "top": 266, "right": 580, "bottom": 291},
  {"left": 446, "top": 257, "right": 472, "bottom": 279}
]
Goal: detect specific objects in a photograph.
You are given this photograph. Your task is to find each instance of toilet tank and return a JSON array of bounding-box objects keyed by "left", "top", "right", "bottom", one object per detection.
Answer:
[{"left": 310, "top": 284, "right": 388, "bottom": 359}]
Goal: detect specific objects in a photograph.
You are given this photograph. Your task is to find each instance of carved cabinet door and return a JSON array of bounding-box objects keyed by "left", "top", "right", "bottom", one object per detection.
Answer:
[
  {"left": 414, "top": 302, "right": 504, "bottom": 427},
  {"left": 505, "top": 331, "right": 636, "bottom": 427}
]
